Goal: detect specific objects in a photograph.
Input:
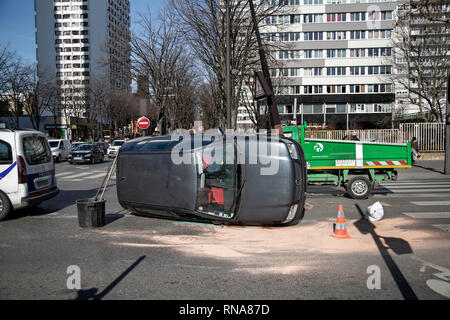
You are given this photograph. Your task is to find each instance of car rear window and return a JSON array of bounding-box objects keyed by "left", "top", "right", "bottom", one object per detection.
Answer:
[{"left": 22, "top": 135, "right": 52, "bottom": 165}]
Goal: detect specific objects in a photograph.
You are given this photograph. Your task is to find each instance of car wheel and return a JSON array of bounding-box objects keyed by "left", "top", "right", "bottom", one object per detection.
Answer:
[
  {"left": 58, "top": 155, "right": 61, "bottom": 163},
  {"left": 0, "top": 191, "right": 13, "bottom": 221},
  {"left": 346, "top": 176, "right": 372, "bottom": 200}
]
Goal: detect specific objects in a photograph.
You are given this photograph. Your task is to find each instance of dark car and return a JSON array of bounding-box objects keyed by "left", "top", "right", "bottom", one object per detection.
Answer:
[
  {"left": 68, "top": 143, "right": 104, "bottom": 164},
  {"left": 116, "top": 133, "right": 307, "bottom": 226},
  {"left": 95, "top": 141, "right": 109, "bottom": 155}
]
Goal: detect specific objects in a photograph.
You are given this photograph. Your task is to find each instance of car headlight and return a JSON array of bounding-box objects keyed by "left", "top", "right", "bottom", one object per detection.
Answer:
[
  {"left": 283, "top": 203, "right": 298, "bottom": 224},
  {"left": 282, "top": 139, "right": 298, "bottom": 159}
]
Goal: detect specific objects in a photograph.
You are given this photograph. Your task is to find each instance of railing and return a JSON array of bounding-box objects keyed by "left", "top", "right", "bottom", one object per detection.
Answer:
[{"left": 305, "top": 122, "right": 445, "bottom": 152}]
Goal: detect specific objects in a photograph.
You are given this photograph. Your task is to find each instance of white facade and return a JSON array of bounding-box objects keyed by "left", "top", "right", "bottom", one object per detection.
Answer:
[{"left": 238, "top": 0, "right": 400, "bottom": 129}]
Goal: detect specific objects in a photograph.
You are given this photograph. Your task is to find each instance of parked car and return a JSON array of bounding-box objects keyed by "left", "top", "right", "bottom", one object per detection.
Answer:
[
  {"left": 48, "top": 139, "right": 71, "bottom": 162},
  {"left": 0, "top": 129, "right": 59, "bottom": 220},
  {"left": 68, "top": 144, "right": 104, "bottom": 164},
  {"left": 107, "top": 139, "right": 125, "bottom": 158},
  {"left": 116, "top": 133, "right": 307, "bottom": 226},
  {"left": 95, "top": 141, "right": 109, "bottom": 155}
]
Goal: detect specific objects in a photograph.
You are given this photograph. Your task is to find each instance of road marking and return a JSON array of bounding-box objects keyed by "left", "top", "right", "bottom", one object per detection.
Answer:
[
  {"left": 70, "top": 172, "right": 107, "bottom": 181},
  {"left": 381, "top": 185, "right": 450, "bottom": 189},
  {"left": 432, "top": 224, "right": 450, "bottom": 232},
  {"left": 411, "top": 201, "right": 450, "bottom": 206},
  {"left": 377, "top": 188, "right": 450, "bottom": 193},
  {"left": 402, "top": 212, "right": 450, "bottom": 219},
  {"left": 373, "top": 193, "right": 446, "bottom": 198},
  {"left": 55, "top": 172, "right": 74, "bottom": 177},
  {"left": 382, "top": 182, "right": 450, "bottom": 186},
  {"left": 59, "top": 172, "right": 102, "bottom": 180}
]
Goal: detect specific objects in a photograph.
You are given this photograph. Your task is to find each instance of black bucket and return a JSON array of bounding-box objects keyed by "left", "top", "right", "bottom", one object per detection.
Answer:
[{"left": 76, "top": 199, "right": 106, "bottom": 228}]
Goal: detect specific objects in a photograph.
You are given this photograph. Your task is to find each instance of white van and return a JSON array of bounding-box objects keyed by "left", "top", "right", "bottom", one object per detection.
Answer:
[
  {"left": 0, "top": 129, "right": 59, "bottom": 220},
  {"left": 48, "top": 139, "right": 71, "bottom": 162}
]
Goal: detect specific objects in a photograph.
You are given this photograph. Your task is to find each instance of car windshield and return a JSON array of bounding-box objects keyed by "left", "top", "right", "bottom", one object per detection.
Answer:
[
  {"left": 194, "top": 141, "right": 240, "bottom": 219},
  {"left": 49, "top": 141, "right": 60, "bottom": 148},
  {"left": 73, "top": 144, "right": 92, "bottom": 151},
  {"left": 112, "top": 140, "right": 124, "bottom": 146}
]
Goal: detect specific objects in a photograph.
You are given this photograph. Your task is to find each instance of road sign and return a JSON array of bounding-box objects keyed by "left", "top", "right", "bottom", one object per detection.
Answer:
[
  {"left": 137, "top": 116, "right": 150, "bottom": 130},
  {"left": 253, "top": 71, "right": 273, "bottom": 100}
]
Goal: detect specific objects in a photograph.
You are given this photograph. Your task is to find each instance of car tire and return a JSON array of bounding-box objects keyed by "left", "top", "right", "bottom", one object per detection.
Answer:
[
  {"left": 0, "top": 191, "right": 13, "bottom": 221},
  {"left": 58, "top": 155, "right": 61, "bottom": 163},
  {"left": 346, "top": 176, "right": 372, "bottom": 200}
]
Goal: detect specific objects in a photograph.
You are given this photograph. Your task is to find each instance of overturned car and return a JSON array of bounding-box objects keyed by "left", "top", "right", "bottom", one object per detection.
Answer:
[{"left": 116, "top": 131, "right": 307, "bottom": 226}]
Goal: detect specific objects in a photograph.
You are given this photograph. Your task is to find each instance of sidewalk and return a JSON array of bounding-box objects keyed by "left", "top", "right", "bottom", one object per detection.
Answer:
[{"left": 397, "top": 160, "right": 450, "bottom": 180}]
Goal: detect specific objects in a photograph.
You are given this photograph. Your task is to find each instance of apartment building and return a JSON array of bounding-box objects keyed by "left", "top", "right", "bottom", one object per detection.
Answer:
[
  {"left": 34, "top": 0, "right": 131, "bottom": 139},
  {"left": 238, "top": 0, "right": 399, "bottom": 130}
]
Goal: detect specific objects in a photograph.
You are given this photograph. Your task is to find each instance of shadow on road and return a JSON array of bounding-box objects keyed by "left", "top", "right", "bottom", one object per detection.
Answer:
[
  {"left": 74, "top": 255, "right": 146, "bottom": 300},
  {"left": 353, "top": 204, "right": 418, "bottom": 300},
  {"left": 412, "top": 163, "right": 444, "bottom": 175}
]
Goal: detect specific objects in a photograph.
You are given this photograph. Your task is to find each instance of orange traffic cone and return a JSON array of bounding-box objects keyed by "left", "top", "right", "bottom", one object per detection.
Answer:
[{"left": 331, "top": 204, "right": 350, "bottom": 239}]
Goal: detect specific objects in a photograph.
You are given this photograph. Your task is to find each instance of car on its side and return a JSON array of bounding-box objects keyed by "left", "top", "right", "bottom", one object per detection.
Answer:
[
  {"left": 48, "top": 139, "right": 71, "bottom": 162},
  {"left": 68, "top": 143, "right": 104, "bottom": 164},
  {"left": 116, "top": 133, "right": 307, "bottom": 226},
  {"left": 0, "top": 129, "right": 59, "bottom": 220},
  {"left": 107, "top": 139, "right": 125, "bottom": 158}
]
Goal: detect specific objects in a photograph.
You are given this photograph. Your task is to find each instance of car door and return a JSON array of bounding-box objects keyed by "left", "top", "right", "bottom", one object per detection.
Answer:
[{"left": 0, "top": 136, "right": 18, "bottom": 194}]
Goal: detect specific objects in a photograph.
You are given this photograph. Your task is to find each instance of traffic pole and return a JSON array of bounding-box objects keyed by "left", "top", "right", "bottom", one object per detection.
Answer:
[{"left": 445, "top": 73, "right": 450, "bottom": 175}]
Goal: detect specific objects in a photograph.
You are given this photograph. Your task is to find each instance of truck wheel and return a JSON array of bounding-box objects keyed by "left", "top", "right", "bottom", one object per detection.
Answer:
[
  {"left": 0, "top": 192, "right": 12, "bottom": 221},
  {"left": 346, "top": 176, "right": 372, "bottom": 200}
]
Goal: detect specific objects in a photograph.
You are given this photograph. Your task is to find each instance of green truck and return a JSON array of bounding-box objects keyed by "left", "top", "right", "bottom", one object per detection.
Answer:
[{"left": 282, "top": 124, "right": 412, "bottom": 199}]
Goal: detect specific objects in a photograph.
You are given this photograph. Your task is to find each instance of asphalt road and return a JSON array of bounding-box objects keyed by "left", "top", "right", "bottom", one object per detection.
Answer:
[{"left": 0, "top": 159, "right": 449, "bottom": 300}]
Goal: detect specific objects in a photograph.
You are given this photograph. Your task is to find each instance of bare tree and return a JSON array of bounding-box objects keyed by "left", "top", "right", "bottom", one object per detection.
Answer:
[
  {"left": 0, "top": 43, "right": 15, "bottom": 95},
  {"left": 1, "top": 56, "right": 29, "bottom": 128},
  {"left": 21, "top": 66, "right": 58, "bottom": 130},
  {"left": 408, "top": 0, "right": 450, "bottom": 25},
  {"left": 167, "top": 0, "right": 284, "bottom": 129},
  {"left": 391, "top": 6, "right": 450, "bottom": 122},
  {"left": 131, "top": 7, "right": 197, "bottom": 134}
]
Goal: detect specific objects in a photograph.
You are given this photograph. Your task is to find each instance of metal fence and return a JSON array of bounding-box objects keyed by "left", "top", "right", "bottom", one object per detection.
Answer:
[{"left": 305, "top": 123, "right": 445, "bottom": 152}]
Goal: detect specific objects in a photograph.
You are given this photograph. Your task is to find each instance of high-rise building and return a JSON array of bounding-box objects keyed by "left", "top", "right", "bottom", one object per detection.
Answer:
[
  {"left": 35, "top": 0, "right": 131, "bottom": 139},
  {"left": 238, "top": 0, "right": 399, "bottom": 130}
]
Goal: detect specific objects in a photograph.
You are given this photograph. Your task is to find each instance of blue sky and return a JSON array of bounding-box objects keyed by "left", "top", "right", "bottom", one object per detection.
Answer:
[{"left": 0, "top": 0, "right": 166, "bottom": 64}]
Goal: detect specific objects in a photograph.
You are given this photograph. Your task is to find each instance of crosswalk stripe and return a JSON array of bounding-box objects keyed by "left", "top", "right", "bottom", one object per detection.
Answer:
[
  {"left": 70, "top": 172, "right": 107, "bottom": 181},
  {"left": 402, "top": 212, "right": 450, "bottom": 219},
  {"left": 382, "top": 182, "right": 450, "bottom": 186},
  {"left": 411, "top": 201, "right": 450, "bottom": 206},
  {"left": 55, "top": 172, "right": 74, "bottom": 177},
  {"left": 373, "top": 193, "right": 446, "bottom": 198},
  {"left": 380, "top": 185, "right": 450, "bottom": 189},
  {"left": 375, "top": 188, "right": 450, "bottom": 193},
  {"left": 59, "top": 172, "right": 98, "bottom": 180}
]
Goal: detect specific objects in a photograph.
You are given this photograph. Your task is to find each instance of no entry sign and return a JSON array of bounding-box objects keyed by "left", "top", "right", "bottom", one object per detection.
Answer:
[{"left": 137, "top": 116, "right": 150, "bottom": 130}]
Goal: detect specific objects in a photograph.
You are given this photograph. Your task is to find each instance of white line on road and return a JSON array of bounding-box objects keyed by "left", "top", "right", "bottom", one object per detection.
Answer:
[
  {"left": 373, "top": 193, "right": 446, "bottom": 198},
  {"left": 59, "top": 172, "right": 101, "bottom": 180},
  {"left": 380, "top": 185, "right": 450, "bottom": 189},
  {"left": 402, "top": 212, "right": 450, "bottom": 219},
  {"left": 55, "top": 172, "right": 75, "bottom": 177},
  {"left": 411, "top": 201, "right": 450, "bottom": 206},
  {"left": 382, "top": 182, "right": 450, "bottom": 186},
  {"left": 376, "top": 188, "right": 450, "bottom": 193},
  {"left": 70, "top": 172, "right": 107, "bottom": 182}
]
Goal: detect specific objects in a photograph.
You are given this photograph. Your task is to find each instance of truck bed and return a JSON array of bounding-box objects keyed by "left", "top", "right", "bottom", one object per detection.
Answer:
[{"left": 302, "top": 138, "right": 411, "bottom": 170}]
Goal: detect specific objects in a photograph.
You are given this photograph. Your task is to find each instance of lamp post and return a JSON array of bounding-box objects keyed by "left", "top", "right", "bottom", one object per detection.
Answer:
[{"left": 226, "top": 0, "right": 233, "bottom": 130}]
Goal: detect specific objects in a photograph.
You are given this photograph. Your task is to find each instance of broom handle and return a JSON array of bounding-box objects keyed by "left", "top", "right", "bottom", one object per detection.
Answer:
[
  {"left": 94, "top": 152, "right": 119, "bottom": 201},
  {"left": 98, "top": 152, "right": 119, "bottom": 201}
]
